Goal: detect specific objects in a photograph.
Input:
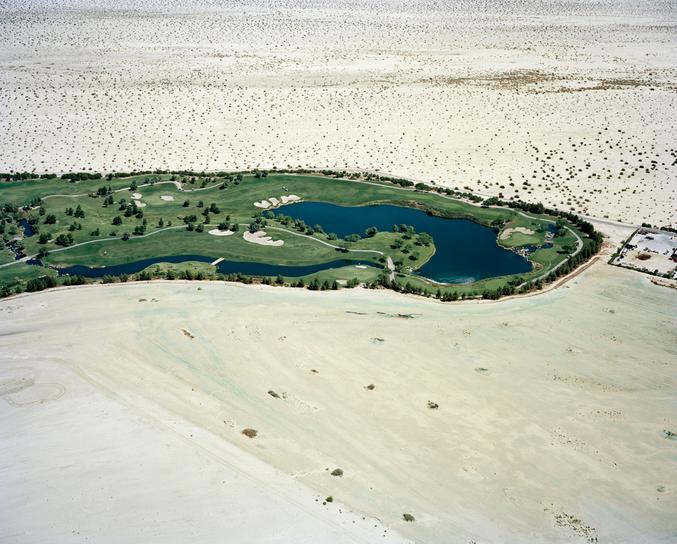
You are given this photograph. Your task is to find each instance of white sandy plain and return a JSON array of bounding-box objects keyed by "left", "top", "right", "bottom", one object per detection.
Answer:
[
  {"left": 1, "top": 261, "right": 676, "bottom": 543},
  {"left": 0, "top": 0, "right": 676, "bottom": 226}
]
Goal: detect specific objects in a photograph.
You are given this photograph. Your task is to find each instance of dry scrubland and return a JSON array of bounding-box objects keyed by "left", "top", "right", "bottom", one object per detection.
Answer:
[
  {"left": 1, "top": 262, "right": 676, "bottom": 543},
  {"left": 1, "top": 0, "right": 676, "bottom": 225}
]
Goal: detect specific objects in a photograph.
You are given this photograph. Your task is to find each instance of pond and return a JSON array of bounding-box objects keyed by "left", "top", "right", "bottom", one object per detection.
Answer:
[
  {"left": 277, "top": 202, "right": 532, "bottom": 283},
  {"left": 43, "top": 255, "right": 379, "bottom": 278},
  {"left": 19, "top": 219, "right": 35, "bottom": 237}
]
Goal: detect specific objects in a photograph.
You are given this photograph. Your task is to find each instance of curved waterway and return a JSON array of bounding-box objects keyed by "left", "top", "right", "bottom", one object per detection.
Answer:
[
  {"left": 46, "top": 256, "right": 379, "bottom": 278},
  {"left": 278, "top": 202, "right": 532, "bottom": 283}
]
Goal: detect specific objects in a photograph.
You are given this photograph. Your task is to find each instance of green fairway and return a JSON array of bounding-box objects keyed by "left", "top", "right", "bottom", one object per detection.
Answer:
[{"left": 0, "top": 170, "right": 600, "bottom": 299}]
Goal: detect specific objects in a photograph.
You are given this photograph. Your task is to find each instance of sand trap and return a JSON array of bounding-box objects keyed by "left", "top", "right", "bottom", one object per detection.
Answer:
[
  {"left": 160, "top": 195, "right": 175, "bottom": 201},
  {"left": 355, "top": 265, "right": 368, "bottom": 269},
  {"left": 255, "top": 195, "right": 302, "bottom": 209},
  {"left": 208, "top": 229, "right": 234, "bottom": 236},
  {"left": 133, "top": 200, "right": 147, "bottom": 208},
  {"left": 244, "top": 230, "right": 284, "bottom": 246},
  {"left": 131, "top": 193, "right": 142, "bottom": 200},
  {"left": 500, "top": 227, "right": 535, "bottom": 240}
]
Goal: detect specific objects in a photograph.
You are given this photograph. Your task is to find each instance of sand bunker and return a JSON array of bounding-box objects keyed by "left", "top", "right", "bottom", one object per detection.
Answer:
[
  {"left": 160, "top": 195, "right": 175, "bottom": 201},
  {"left": 131, "top": 193, "right": 142, "bottom": 200},
  {"left": 500, "top": 227, "right": 535, "bottom": 240},
  {"left": 244, "top": 231, "right": 284, "bottom": 246},
  {"left": 133, "top": 200, "right": 147, "bottom": 208},
  {"left": 208, "top": 229, "right": 235, "bottom": 237},
  {"left": 254, "top": 195, "right": 301, "bottom": 209}
]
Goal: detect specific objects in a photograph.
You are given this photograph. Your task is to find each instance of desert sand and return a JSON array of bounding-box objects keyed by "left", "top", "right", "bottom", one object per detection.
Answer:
[
  {"left": 1, "top": 260, "right": 675, "bottom": 543},
  {"left": 1, "top": 0, "right": 676, "bottom": 225}
]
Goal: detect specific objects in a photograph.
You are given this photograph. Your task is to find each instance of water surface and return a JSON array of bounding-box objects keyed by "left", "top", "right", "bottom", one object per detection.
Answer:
[{"left": 279, "top": 202, "right": 531, "bottom": 283}]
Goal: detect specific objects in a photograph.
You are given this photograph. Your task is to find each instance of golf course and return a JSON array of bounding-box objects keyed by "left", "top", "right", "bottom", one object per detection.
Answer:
[{"left": 0, "top": 170, "right": 601, "bottom": 299}]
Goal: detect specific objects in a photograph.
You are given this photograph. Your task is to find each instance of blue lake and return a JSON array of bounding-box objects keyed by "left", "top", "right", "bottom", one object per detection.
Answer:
[{"left": 278, "top": 202, "right": 532, "bottom": 283}]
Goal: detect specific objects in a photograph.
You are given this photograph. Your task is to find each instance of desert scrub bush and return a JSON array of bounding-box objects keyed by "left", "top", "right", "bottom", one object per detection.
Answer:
[
  {"left": 330, "top": 468, "right": 343, "bottom": 477},
  {"left": 403, "top": 513, "right": 415, "bottom": 522},
  {"left": 241, "top": 428, "right": 258, "bottom": 438}
]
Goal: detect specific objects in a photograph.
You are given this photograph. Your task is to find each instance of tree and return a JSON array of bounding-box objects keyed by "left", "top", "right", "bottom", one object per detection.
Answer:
[
  {"left": 112, "top": 216, "right": 122, "bottom": 225},
  {"left": 365, "top": 226, "right": 378, "bottom": 237},
  {"left": 26, "top": 275, "right": 57, "bottom": 292},
  {"left": 44, "top": 214, "right": 57, "bottom": 224},
  {"left": 38, "top": 233, "right": 51, "bottom": 244},
  {"left": 54, "top": 233, "right": 73, "bottom": 246},
  {"left": 121, "top": 232, "right": 130, "bottom": 241},
  {"left": 182, "top": 200, "right": 190, "bottom": 207},
  {"left": 417, "top": 232, "right": 433, "bottom": 246},
  {"left": 196, "top": 223, "right": 204, "bottom": 232}
]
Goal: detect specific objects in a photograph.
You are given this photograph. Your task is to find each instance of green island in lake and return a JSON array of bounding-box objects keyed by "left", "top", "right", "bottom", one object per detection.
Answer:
[{"left": 0, "top": 170, "right": 602, "bottom": 300}]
